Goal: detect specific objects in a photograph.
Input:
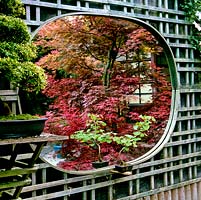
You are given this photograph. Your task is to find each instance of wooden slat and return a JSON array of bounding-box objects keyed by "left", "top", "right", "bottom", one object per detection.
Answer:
[
  {"left": 0, "top": 168, "right": 37, "bottom": 178},
  {"left": 0, "top": 89, "right": 22, "bottom": 114},
  {"left": 0, "top": 177, "right": 31, "bottom": 190},
  {"left": 15, "top": 0, "right": 201, "bottom": 200},
  {"left": 0, "top": 134, "right": 68, "bottom": 145},
  {"left": 0, "top": 90, "right": 19, "bottom": 96}
]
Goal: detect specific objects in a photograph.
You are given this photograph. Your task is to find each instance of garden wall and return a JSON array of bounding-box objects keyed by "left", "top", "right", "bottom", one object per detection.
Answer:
[{"left": 20, "top": 0, "right": 201, "bottom": 199}]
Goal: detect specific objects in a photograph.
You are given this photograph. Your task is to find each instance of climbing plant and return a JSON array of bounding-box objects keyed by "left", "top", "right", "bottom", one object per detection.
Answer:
[{"left": 183, "top": 0, "right": 201, "bottom": 53}]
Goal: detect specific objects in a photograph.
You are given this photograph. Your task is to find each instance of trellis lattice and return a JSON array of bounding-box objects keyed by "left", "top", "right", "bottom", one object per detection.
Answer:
[{"left": 20, "top": 0, "right": 201, "bottom": 199}]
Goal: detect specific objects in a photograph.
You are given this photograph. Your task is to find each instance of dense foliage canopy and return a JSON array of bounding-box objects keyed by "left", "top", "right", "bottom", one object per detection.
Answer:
[
  {"left": 0, "top": 0, "right": 46, "bottom": 93},
  {"left": 0, "top": 0, "right": 25, "bottom": 18}
]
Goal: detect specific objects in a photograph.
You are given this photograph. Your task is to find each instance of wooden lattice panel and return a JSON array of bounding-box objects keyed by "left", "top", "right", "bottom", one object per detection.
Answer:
[{"left": 20, "top": 0, "right": 201, "bottom": 199}]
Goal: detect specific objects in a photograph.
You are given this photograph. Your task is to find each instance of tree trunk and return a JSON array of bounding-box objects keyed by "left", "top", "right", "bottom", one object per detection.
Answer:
[{"left": 103, "top": 42, "right": 117, "bottom": 91}]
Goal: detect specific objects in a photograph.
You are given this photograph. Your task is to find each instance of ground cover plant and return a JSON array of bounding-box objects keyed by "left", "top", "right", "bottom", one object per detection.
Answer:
[{"left": 34, "top": 15, "right": 172, "bottom": 171}]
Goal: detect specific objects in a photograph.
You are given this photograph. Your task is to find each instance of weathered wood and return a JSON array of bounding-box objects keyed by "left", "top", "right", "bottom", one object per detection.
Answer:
[
  {"left": 0, "top": 89, "right": 22, "bottom": 114},
  {"left": 0, "top": 134, "right": 68, "bottom": 199},
  {"left": 14, "top": 0, "right": 201, "bottom": 199},
  {"left": 0, "top": 168, "right": 37, "bottom": 178},
  {"left": 0, "top": 177, "right": 31, "bottom": 190},
  {"left": 0, "top": 134, "right": 68, "bottom": 145}
]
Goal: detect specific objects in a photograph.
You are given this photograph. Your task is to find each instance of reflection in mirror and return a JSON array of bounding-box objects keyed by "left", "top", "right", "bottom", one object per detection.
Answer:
[{"left": 34, "top": 15, "right": 172, "bottom": 173}]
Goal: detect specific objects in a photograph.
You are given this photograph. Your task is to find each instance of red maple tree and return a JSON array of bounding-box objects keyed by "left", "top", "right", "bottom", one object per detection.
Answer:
[{"left": 34, "top": 15, "right": 171, "bottom": 170}]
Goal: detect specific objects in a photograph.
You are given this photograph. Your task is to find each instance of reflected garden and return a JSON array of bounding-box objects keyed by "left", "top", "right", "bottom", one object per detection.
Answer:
[{"left": 34, "top": 15, "right": 172, "bottom": 172}]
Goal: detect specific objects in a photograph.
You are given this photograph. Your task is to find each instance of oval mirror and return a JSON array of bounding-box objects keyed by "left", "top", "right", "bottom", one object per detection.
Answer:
[{"left": 33, "top": 13, "right": 178, "bottom": 174}]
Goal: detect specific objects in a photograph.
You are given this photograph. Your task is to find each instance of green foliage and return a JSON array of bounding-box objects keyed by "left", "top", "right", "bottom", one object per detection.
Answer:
[
  {"left": 182, "top": 0, "right": 201, "bottom": 21},
  {"left": 0, "top": 58, "right": 47, "bottom": 93},
  {"left": 72, "top": 130, "right": 113, "bottom": 147},
  {"left": 0, "top": 0, "right": 25, "bottom": 17},
  {"left": 114, "top": 115, "right": 155, "bottom": 153},
  {"left": 0, "top": 15, "right": 30, "bottom": 43},
  {"left": 133, "top": 115, "right": 156, "bottom": 138},
  {"left": 0, "top": 41, "right": 37, "bottom": 61},
  {"left": 72, "top": 114, "right": 155, "bottom": 163},
  {"left": 0, "top": 1, "right": 47, "bottom": 94},
  {"left": 113, "top": 134, "right": 140, "bottom": 153},
  {"left": 0, "top": 113, "right": 40, "bottom": 120},
  {"left": 72, "top": 114, "right": 115, "bottom": 161},
  {"left": 72, "top": 114, "right": 114, "bottom": 144},
  {"left": 182, "top": 0, "right": 201, "bottom": 53}
]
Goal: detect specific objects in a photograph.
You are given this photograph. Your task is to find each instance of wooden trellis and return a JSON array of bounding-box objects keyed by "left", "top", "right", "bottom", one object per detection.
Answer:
[{"left": 18, "top": 0, "right": 201, "bottom": 199}]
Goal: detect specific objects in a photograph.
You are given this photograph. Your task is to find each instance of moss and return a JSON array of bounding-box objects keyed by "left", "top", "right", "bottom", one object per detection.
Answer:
[{"left": 0, "top": 114, "right": 40, "bottom": 120}]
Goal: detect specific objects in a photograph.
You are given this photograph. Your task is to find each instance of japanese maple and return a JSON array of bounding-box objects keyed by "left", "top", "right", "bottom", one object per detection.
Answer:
[{"left": 34, "top": 15, "right": 172, "bottom": 170}]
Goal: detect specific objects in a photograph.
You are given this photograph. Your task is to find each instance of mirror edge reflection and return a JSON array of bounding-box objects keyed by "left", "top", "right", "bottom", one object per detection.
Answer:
[{"left": 33, "top": 12, "right": 178, "bottom": 174}]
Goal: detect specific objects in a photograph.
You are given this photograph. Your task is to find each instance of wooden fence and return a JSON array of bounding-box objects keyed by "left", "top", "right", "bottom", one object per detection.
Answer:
[{"left": 19, "top": 0, "right": 201, "bottom": 199}]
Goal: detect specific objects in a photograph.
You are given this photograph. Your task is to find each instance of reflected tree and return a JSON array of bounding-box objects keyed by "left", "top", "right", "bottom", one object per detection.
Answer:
[{"left": 34, "top": 15, "right": 172, "bottom": 169}]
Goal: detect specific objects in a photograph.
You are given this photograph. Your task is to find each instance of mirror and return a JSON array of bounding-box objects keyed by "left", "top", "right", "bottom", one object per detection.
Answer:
[{"left": 33, "top": 14, "right": 176, "bottom": 174}]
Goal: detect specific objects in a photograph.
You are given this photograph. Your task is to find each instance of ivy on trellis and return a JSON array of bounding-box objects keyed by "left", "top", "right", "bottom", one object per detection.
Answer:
[{"left": 182, "top": 0, "right": 201, "bottom": 53}]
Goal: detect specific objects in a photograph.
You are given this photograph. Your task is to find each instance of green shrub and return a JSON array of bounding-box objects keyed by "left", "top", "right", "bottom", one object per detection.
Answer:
[
  {"left": 0, "top": 0, "right": 25, "bottom": 17},
  {"left": 0, "top": 15, "right": 30, "bottom": 43},
  {"left": 0, "top": 57, "right": 47, "bottom": 93},
  {"left": 0, "top": 41, "right": 37, "bottom": 61}
]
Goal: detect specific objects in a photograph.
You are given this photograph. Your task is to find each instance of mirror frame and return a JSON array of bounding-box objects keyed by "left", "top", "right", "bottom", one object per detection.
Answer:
[{"left": 32, "top": 12, "right": 179, "bottom": 174}]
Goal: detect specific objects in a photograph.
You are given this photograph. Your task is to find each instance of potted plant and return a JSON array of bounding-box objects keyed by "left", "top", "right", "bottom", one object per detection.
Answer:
[
  {"left": 0, "top": 98, "right": 47, "bottom": 139},
  {"left": 71, "top": 114, "right": 155, "bottom": 170},
  {"left": 0, "top": 2, "right": 47, "bottom": 139},
  {"left": 113, "top": 115, "right": 155, "bottom": 173},
  {"left": 0, "top": 113, "right": 47, "bottom": 139},
  {"left": 71, "top": 113, "right": 115, "bottom": 168}
]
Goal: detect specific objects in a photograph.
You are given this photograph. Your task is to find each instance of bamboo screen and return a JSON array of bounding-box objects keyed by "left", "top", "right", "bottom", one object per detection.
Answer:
[{"left": 20, "top": 0, "right": 201, "bottom": 199}]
